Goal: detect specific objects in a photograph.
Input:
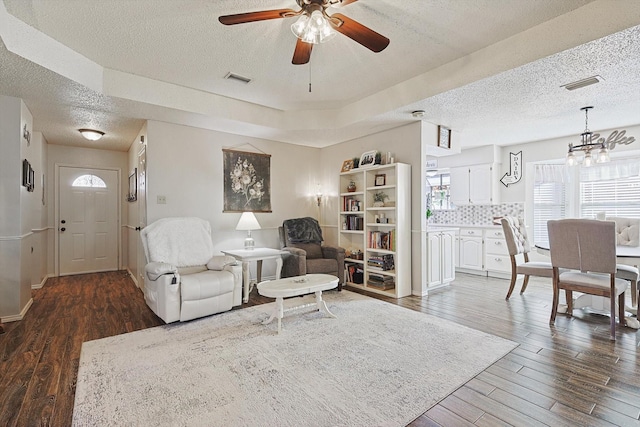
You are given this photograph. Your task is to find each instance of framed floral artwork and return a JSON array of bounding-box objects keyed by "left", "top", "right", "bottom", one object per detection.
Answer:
[{"left": 223, "top": 149, "right": 272, "bottom": 212}]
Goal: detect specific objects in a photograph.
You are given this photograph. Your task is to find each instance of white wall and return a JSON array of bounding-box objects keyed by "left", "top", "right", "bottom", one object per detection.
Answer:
[
  {"left": 0, "top": 96, "right": 37, "bottom": 320},
  {"left": 125, "top": 124, "right": 147, "bottom": 287},
  {"left": 144, "top": 120, "right": 322, "bottom": 278}
]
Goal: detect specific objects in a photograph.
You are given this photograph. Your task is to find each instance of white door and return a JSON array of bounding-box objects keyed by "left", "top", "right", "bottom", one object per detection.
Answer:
[
  {"left": 59, "top": 167, "right": 119, "bottom": 275},
  {"left": 136, "top": 146, "right": 147, "bottom": 289}
]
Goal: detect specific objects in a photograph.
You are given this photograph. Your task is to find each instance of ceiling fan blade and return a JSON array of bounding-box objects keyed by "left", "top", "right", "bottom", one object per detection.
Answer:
[
  {"left": 219, "top": 9, "right": 297, "bottom": 25},
  {"left": 330, "top": 13, "right": 389, "bottom": 53},
  {"left": 292, "top": 39, "right": 313, "bottom": 65}
]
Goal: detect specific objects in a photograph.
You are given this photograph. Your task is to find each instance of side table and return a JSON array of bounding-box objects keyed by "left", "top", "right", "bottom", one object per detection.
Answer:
[{"left": 221, "top": 248, "right": 287, "bottom": 303}]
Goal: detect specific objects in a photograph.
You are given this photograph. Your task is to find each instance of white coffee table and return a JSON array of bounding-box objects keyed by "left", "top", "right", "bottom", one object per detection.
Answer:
[{"left": 257, "top": 274, "right": 338, "bottom": 333}]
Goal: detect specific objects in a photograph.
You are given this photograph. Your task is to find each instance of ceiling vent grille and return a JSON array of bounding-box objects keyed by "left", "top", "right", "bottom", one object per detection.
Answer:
[
  {"left": 224, "top": 72, "right": 252, "bottom": 84},
  {"left": 561, "top": 75, "right": 603, "bottom": 91}
]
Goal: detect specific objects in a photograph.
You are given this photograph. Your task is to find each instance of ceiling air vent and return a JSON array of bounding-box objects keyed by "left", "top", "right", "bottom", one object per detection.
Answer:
[
  {"left": 224, "top": 72, "right": 252, "bottom": 84},
  {"left": 561, "top": 75, "right": 603, "bottom": 91}
]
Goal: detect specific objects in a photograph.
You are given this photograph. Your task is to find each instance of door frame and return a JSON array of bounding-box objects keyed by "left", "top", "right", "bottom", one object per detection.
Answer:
[{"left": 54, "top": 163, "right": 122, "bottom": 276}]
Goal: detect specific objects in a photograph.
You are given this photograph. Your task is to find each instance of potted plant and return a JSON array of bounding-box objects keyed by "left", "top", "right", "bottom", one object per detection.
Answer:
[{"left": 373, "top": 191, "right": 388, "bottom": 207}]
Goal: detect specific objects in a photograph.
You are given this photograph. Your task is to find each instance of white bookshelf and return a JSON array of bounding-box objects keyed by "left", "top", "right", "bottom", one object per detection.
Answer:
[{"left": 338, "top": 163, "right": 411, "bottom": 298}]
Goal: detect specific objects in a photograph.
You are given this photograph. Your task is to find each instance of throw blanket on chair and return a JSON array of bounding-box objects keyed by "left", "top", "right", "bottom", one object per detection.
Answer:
[
  {"left": 284, "top": 217, "right": 323, "bottom": 243},
  {"left": 144, "top": 217, "right": 214, "bottom": 267}
]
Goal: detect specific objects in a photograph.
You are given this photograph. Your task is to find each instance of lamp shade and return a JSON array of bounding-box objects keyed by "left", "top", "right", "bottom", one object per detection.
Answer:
[{"left": 236, "top": 212, "right": 260, "bottom": 231}]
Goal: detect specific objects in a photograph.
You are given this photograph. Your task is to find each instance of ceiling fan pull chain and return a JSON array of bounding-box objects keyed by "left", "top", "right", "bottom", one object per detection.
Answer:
[{"left": 309, "top": 62, "right": 312, "bottom": 93}]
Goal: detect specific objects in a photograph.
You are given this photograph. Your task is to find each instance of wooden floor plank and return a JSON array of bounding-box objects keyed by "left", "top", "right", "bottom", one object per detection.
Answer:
[{"left": 1, "top": 271, "right": 639, "bottom": 426}]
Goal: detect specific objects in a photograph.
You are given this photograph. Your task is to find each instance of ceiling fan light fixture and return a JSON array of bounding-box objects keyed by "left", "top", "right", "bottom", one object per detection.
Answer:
[
  {"left": 291, "top": 10, "right": 335, "bottom": 44},
  {"left": 79, "top": 129, "right": 104, "bottom": 141}
]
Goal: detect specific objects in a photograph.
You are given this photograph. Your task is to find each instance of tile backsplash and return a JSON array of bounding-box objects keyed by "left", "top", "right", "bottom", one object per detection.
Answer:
[{"left": 430, "top": 203, "right": 524, "bottom": 226}]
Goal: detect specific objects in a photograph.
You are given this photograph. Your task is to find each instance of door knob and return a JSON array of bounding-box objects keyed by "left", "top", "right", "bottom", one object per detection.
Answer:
[
  {"left": 61, "top": 220, "right": 66, "bottom": 224},
  {"left": 135, "top": 226, "right": 142, "bottom": 231},
  {"left": 60, "top": 227, "right": 66, "bottom": 232}
]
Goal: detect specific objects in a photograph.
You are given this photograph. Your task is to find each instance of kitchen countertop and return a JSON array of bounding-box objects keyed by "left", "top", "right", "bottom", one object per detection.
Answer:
[{"left": 429, "top": 223, "right": 502, "bottom": 229}]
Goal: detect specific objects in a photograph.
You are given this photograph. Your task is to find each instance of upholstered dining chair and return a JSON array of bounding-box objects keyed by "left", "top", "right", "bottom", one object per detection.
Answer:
[
  {"left": 593, "top": 217, "right": 640, "bottom": 308},
  {"left": 547, "top": 219, "right": 627, "bottom": 341},
  {"left": 500, "top": 216, "right": 554, "bottom": 300}
]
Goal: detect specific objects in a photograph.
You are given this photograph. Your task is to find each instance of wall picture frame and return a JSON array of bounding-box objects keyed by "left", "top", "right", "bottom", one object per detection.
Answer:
[
  {"left": 437, "top": 125, "right": 451, "bottom": 149},
  {"left": 374, "top": 174, "right": 386, "bottom": 186},
  {"left": 359, "top": 150, "right": 377, "bottom": 168},
  {"left": 223, "top": 149, "right": 272, "bottom": 213},
  {"left": 341, "top": 159, "right": 354, "bottom": 173}
]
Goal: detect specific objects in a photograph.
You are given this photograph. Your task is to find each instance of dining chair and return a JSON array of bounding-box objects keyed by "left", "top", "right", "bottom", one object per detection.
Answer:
[
  {"left": 596, "top": 217, "right": 639, "bottom": 308},
  {"left": 547, "top": 219, "right": 627, "bottom": 341},
  {"left": 501, "top": 216, "right": 554, "bottom": 300}
]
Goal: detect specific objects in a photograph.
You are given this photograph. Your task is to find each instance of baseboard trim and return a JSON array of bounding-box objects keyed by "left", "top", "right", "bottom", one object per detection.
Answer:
[
  {"left": 126, "top": 268, "right": 139, "bottom": 288},
  {"left": 32, "top": 274, "right": 53, "bottom": 290},
  {"left": 1, "top": 298, "right": 33, "bottom": 323}
]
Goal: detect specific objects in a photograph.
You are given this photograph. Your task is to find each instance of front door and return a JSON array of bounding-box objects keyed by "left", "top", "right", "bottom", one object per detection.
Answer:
[{"left": 58, "top": 167, "right": 119, "bottom": 275}]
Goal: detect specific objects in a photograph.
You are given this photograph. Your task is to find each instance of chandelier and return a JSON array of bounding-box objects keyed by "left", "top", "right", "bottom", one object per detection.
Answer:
[
  {"left": 566, "top": 106, "right": 609, "bottom": 167},
  {"left": 291, "top": 5, "right": 336, "bottom": 44}
]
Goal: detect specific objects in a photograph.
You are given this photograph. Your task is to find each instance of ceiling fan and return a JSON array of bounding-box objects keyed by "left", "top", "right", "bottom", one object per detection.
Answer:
[{"left": 218, "top": 0, "right": 390, "bottom": 65}]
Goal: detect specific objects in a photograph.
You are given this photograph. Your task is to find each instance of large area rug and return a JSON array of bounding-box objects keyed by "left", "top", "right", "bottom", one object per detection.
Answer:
[{"left": 73, "top": 291, "right": 517, "bottom": 426}]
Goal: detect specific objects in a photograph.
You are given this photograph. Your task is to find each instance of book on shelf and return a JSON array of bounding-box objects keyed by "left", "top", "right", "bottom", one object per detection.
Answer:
[
  {"left": 346, "top": 263, "right": 364, "bottom": 284},
  {"left": 342, "top": 197, "right": 362, "bottom": 212},
  {"left": 367, "top": 229, "right": 396, "bottom": 251},
  {"left": 343, "top": 215, "right": 363, "bottom": 231},
  {"left": 367, "top": 254, "right": 395, "bottom": 271},
  {"left": 366, "top": 276, "right": 395, "bottom": 290}
]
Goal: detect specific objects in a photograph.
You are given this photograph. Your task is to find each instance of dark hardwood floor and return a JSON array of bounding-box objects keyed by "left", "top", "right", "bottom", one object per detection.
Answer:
[{"left": 1, "top": 271, "right": 639, "bottom": 426}]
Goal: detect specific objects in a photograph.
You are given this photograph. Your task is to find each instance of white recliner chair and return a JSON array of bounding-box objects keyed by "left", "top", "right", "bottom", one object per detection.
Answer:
[{"left": 140, "top": 217, "right": 242, "bottom": 323}]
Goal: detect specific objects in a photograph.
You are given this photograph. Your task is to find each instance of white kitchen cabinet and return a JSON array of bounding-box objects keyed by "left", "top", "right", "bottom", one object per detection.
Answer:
[
  {"left": 458, "top": 228, "right": 483, "bottom": 271},
  {"left": 426, "top": 229, "right": 456, "bottom": 290},
  {"left": 484, "top": 226, "right": 510, "bottom": 276},
  {"left": 450, "top": 164, "right": 500, "bottom": 205}
]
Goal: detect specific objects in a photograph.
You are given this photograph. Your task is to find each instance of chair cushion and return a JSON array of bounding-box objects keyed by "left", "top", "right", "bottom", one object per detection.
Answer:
[
  {"left": 290, "top": 242, "right": 323, "bottom": 259},
  {"left": 516, "top": 261, "right": 553, "bottom": 277},
  {"left": 306, "top": 258, "right": 338, "bottom": 275},
  {"left": 177, "top": 265, "right": 207, "bottom": 275},
  {"left": 616, "top": 264, "right": 639, "bottom": 281},
  {"left": 181, "top": 271, "right": 235, "bottom": 301},
  {"left": 559, "top": 271, "right": 627, "bottom": 295}
]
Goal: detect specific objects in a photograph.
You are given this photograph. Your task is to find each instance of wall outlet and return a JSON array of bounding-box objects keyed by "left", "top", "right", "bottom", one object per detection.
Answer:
[{"left": 157, "top": 195, "right": 166, "bottom": 204}]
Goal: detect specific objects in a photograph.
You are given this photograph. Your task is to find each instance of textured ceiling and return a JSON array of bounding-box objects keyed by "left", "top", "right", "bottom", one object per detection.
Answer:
[{"left": 1, "top": 0, "right": 640, "bottom": 151}]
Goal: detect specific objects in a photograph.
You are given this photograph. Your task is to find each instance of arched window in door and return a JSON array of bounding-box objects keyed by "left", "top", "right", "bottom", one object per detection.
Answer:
[{"left": 72, "top": 174, "right": 107, "bottom": 188}]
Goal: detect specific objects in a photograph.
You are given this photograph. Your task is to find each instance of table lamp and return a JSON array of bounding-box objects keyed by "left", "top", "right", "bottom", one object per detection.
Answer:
[{"left": 236, "top": 212, "right": 261, "bottom": 250}]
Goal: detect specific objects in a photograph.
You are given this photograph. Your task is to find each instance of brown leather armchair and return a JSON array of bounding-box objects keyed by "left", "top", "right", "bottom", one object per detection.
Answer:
[{"left": 278, "top": 217, "right": 345, "bottom": 290}]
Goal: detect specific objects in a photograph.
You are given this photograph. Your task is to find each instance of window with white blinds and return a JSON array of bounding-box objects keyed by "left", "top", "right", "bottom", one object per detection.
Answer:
[
  {"left": 532, "top": 158, "right": 640, "bottom": 246},
  {"left": 533, "top": 181, "right": 566, "bottom": 246},
  {"left": 580, "top": 175, "right": 640, "bottom": 218}
]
